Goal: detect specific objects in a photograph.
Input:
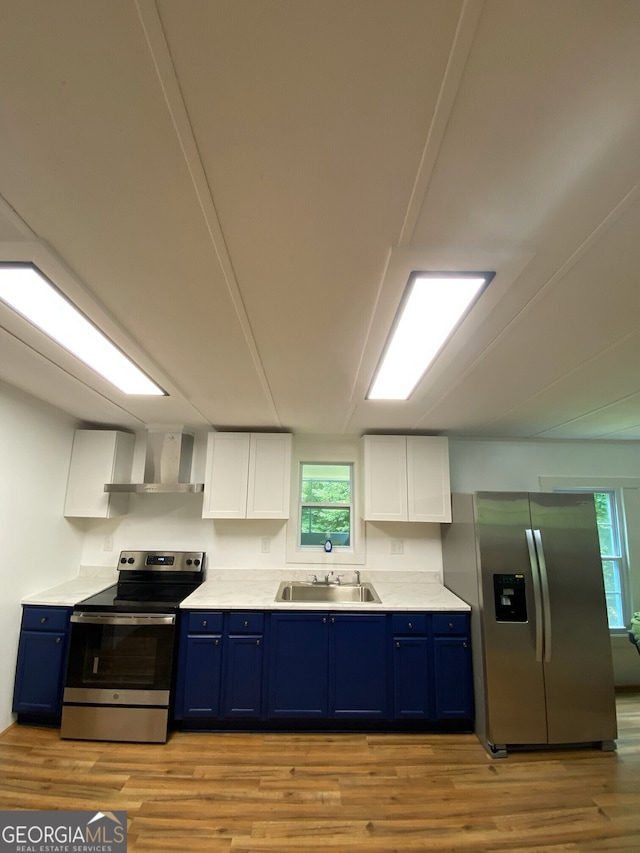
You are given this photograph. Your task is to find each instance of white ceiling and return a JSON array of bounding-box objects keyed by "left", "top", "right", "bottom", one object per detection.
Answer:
[{"left": 2, "top": 0, "right": 640, "bottom": 440}]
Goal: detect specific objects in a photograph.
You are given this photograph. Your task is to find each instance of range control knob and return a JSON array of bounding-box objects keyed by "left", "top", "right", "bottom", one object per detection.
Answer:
[
  {"left": 127, "top": 557, "right": 135, "bottom": 564},
  {"left": 186, "top": 559, "right": 193, "bottom": 566},
  {"left": 120, "top": 557, "right": 127, "bottom": 564},
  {"left": 194, "top": 559, "right": 201, "bottom": 567}
]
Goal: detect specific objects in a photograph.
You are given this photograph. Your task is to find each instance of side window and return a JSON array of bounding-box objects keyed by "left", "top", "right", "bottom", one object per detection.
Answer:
[
  {"left": 299, "top": 463, "right": 352, "bottom": 548},
  {"left": 593, "top": 491, "right": 627, "bottom": 630},
  {"left": 554, "top": 488, "right": 630, "bottom": 630}
]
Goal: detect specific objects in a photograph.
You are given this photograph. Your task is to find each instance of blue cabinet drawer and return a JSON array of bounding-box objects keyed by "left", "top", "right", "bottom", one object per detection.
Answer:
[
  {"left": 228, "top": 612, "right": 264, "bottom": 634},
  {"left": 391, "top": 613, "right": 429, "bottom": 635},
  {"left": 432, "top": 613, "right": 469, "bottom": 635},
  {"left": 185, "top": 611, "right": 224, "bottom": 633},
  {"left": 22, "top": 606, "right": 70, "bottom": 632}
]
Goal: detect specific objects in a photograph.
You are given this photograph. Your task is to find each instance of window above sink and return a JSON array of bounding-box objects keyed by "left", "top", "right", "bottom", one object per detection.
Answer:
[
  {"left": 300, "top": 463, "right": 352, "bottom": 548},
  {"left": 285, "top": 436, "right": 366, "bottom": 567}
]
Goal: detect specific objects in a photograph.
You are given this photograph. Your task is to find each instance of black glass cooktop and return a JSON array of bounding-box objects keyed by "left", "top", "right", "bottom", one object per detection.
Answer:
[{"left": 75, "top": 581, "right": 203, "bottom": 614}]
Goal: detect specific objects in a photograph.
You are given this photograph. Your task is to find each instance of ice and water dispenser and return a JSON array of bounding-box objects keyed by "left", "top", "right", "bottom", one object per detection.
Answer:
[{"left": 493, "top": 573, "right": 528, "bottom": 622}]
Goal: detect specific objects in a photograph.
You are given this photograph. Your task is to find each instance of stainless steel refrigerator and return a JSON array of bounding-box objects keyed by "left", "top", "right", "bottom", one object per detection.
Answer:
[{"left": 442, "top": 492, "right": 617, "bottom": 758}]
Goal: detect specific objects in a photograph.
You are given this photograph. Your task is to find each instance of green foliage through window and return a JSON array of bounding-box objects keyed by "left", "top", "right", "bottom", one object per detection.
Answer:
[
  {"left": 593, "top": 491, "right": 625, "bottom": 630},
  {"left": 300, "top": 463, "right": 351, "bottom": 546},
  {"left": 557, "top": 489, "right": 627, "bottom": 630}
]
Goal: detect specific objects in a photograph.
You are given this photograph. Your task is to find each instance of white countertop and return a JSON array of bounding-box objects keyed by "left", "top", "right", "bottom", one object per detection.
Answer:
[
  {"left": 180, "top": 569, "right": 470, "bottom": 612},
  {"left": 20, "top": 568, "right": 470, "bottom": 612},
  {"left": 21, "top": 571, "right": 117, "bottom": 607}
]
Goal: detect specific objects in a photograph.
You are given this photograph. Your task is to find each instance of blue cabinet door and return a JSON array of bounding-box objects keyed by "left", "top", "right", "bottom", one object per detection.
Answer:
[
  {"left": 13, "top": 606, "right": 71, "bottom": 718},
  {"left": 433, "top": 636, "right": 473, "bottom": 720},
  {"left": 179, "top": 635, "right": 223, "bottom": 717},
  {"left": 329, "top": 614, "right": 388, "bottom": 718},
  {"left": 223, "top": 635, "right": 264, "bottom": 718},
  {"left": 393, "top": 636, "right": 431, "bottom": 719},
  {"left": 268, "top": 613, "right": 329, "bottom": 717},
  {"left": 174, "top": 611, "right": 224, "bottom": 720},
  {"left": 13, "top": 629, "right": 68, "bottom": 715}
]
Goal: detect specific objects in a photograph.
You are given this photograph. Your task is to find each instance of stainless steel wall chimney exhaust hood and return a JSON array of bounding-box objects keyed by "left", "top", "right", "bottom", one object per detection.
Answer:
[{"left": 105, "top": 431, "right": 204, "bottom": 494}]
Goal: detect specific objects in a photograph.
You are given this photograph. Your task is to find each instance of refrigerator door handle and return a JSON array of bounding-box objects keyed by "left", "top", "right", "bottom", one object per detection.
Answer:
[
  {"left": 533, "top": 528, "right": 552, "bottom": 662},
  {"left": 526, "top": 528, "right": 544, "bottom": 662}
]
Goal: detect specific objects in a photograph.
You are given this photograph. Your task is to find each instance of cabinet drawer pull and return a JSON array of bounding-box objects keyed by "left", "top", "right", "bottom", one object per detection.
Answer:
[
  {"left": 40, "top": 617, "right": 47, "bottom": 624},
  {"left": 256, "top": 639, "right": 260, "bottom": 646},
  {"left": 55, "top": 637, "right": 61, "bottom": 643},
  {"left": 322, "top": 617, "right": 327, "bottom": 623},
  {"left": 396, "top": 641, "right": 400, "bottom": 648},
  {"left": 408, "top": 622, "right": 413, "bottom": 629},
  {"left": 214, "top": 639, "right": 219, "bottom": 645},
  {"left": 244, "top": 620, "right": 249, "bottom": 627}
]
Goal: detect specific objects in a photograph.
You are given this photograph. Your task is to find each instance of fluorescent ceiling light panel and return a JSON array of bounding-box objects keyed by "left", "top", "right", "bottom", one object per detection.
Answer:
[
  {"left": 368, "top": 271, "right": 494, "bottom": 400},
  {"left": 0, "top": 263, "right": 165, "bottom": 395}
]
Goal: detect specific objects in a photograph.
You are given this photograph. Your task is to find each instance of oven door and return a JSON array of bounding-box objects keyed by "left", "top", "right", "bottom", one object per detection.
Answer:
[{"left": 62, "top": 612, "right": 176, "bottom": 743}]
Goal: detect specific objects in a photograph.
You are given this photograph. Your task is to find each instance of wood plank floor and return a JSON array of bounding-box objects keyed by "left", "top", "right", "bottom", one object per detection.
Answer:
[{"left": 1, "top": 694, "right": 639, "bottom": 852}]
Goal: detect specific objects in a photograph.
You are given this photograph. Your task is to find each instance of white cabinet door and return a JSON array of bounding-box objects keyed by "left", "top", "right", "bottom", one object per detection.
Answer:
[
  {"left": 202, "top": 433, "right": 251, "bottom": 518},
  {"left": 362, "top": 434, "right": 451, "bottom": 522},
  {"left": 246, "top": 433, "right": 292, "bottom": 519},
  {"left": 406, "top": 436, "right": 451, "bottom": 522},
  {"left": 203, "top": 432, "right": 292, "bottom": 519},
  {"left": 64, "top": 430, "right": 135, "bottom": 518},
  {"left": 362, "top": 435, "right": 408, "bottom": 521}
]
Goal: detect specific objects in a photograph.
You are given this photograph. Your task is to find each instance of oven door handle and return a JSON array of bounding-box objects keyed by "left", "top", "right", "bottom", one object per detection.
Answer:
[{"left": 71, "top": 612, "right": 176, "bottom": 626}]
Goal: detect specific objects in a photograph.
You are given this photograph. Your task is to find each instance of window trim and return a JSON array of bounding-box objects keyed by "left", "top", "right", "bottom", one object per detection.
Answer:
[
  {"left": 299, "top": 462, "right": 353, "bottom": 549},
  {"left": 539, "top": 476, "right": 633, "bottom": 634},
  {"left": 285, "top": 437, "right": 365, "bottom": 566}
]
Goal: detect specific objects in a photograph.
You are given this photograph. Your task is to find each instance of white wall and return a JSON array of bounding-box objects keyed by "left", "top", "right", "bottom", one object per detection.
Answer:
[
  {"left": 449, "top": 437, "right": 640, "bottom": 686},
  {"left": 0, "top": 381, "right": 83, "bottom": 732},
  {"left": 79, "top": 432, "right": 443, "bottom": 575}
]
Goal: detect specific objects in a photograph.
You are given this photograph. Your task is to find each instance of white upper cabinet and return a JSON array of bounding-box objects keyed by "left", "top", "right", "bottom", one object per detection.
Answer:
[
  {"left": 203, "top": 432, "right": 292, "bottom": 519},
  {"left": 64, "top": 430, "right": 135, "bottom": 518},
  {"left": 245, "top": 433, "right": 292, "bottom": 519},
  {"left": 405, "top": 436, "right": 451, "bottom": 522},
  {"left": 203, "top": 432, "right": 250, "bottom": 518},
  {"left": 362, "top": 435, "right": 408, "bottom": 522},
  {"left": 362, "top": 435, "right": 451, "bottom": 523}
]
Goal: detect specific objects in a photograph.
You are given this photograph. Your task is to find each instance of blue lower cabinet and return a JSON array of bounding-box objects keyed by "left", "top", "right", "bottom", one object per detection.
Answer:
[
  {"left": 432, "top": 614, "right": 473, "bottom": 720},
  {"left": 222, "top": 634, "right": 264, "bottom": 718},
  {"left": 268, "top": 612, "right": 329, "bottom": 717},
  {"left": 174, "top": 611, "right": 224, "bottom": 719},
  {"left": 174, "top": 609, "right": 473, "bottom": 729},
  {"left": 393, "top": 636, "right": 431, "bottom": 719},
  {"left": 179, "top": 634, "right": 223, "bottom": 717},
  {"left": 13, "top": 607, "right": 71, "bottom": 719},
  {"left": 329, "top": 614, "right": 387, "bottom": 718},
  {"left": 392, "top": 613, "right": 431, "bottom": 719},
  {"left": 433, "top": 636, "right": 473, "bottom": 720},
  {"left": 176, "top": 611, "right": 266, "bottom": 721},
  {"left": 267, "top": 612, "right": 388, "bottom": 719}
]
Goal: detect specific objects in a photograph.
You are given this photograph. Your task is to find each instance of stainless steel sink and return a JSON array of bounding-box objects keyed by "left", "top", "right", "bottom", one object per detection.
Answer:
[{"left": 275, "top": 581, "right": 381, "bottom": 603}]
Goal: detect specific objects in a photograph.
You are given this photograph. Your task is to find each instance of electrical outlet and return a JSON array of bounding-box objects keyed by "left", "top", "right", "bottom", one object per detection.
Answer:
[
  {"left": 103, "top": 535, "right": 113, "bottom": 552},
  {"left": 390, "top": 539, "right": 404, "bottom": 555},
  {"left": 261, "top": 537, "right": 271, "bottom": 554}
]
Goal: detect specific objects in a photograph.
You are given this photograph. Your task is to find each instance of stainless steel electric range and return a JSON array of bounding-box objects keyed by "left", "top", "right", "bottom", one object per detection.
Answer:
[{"left": 61, "top": 550, "right": 205, "bottom": 743}]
